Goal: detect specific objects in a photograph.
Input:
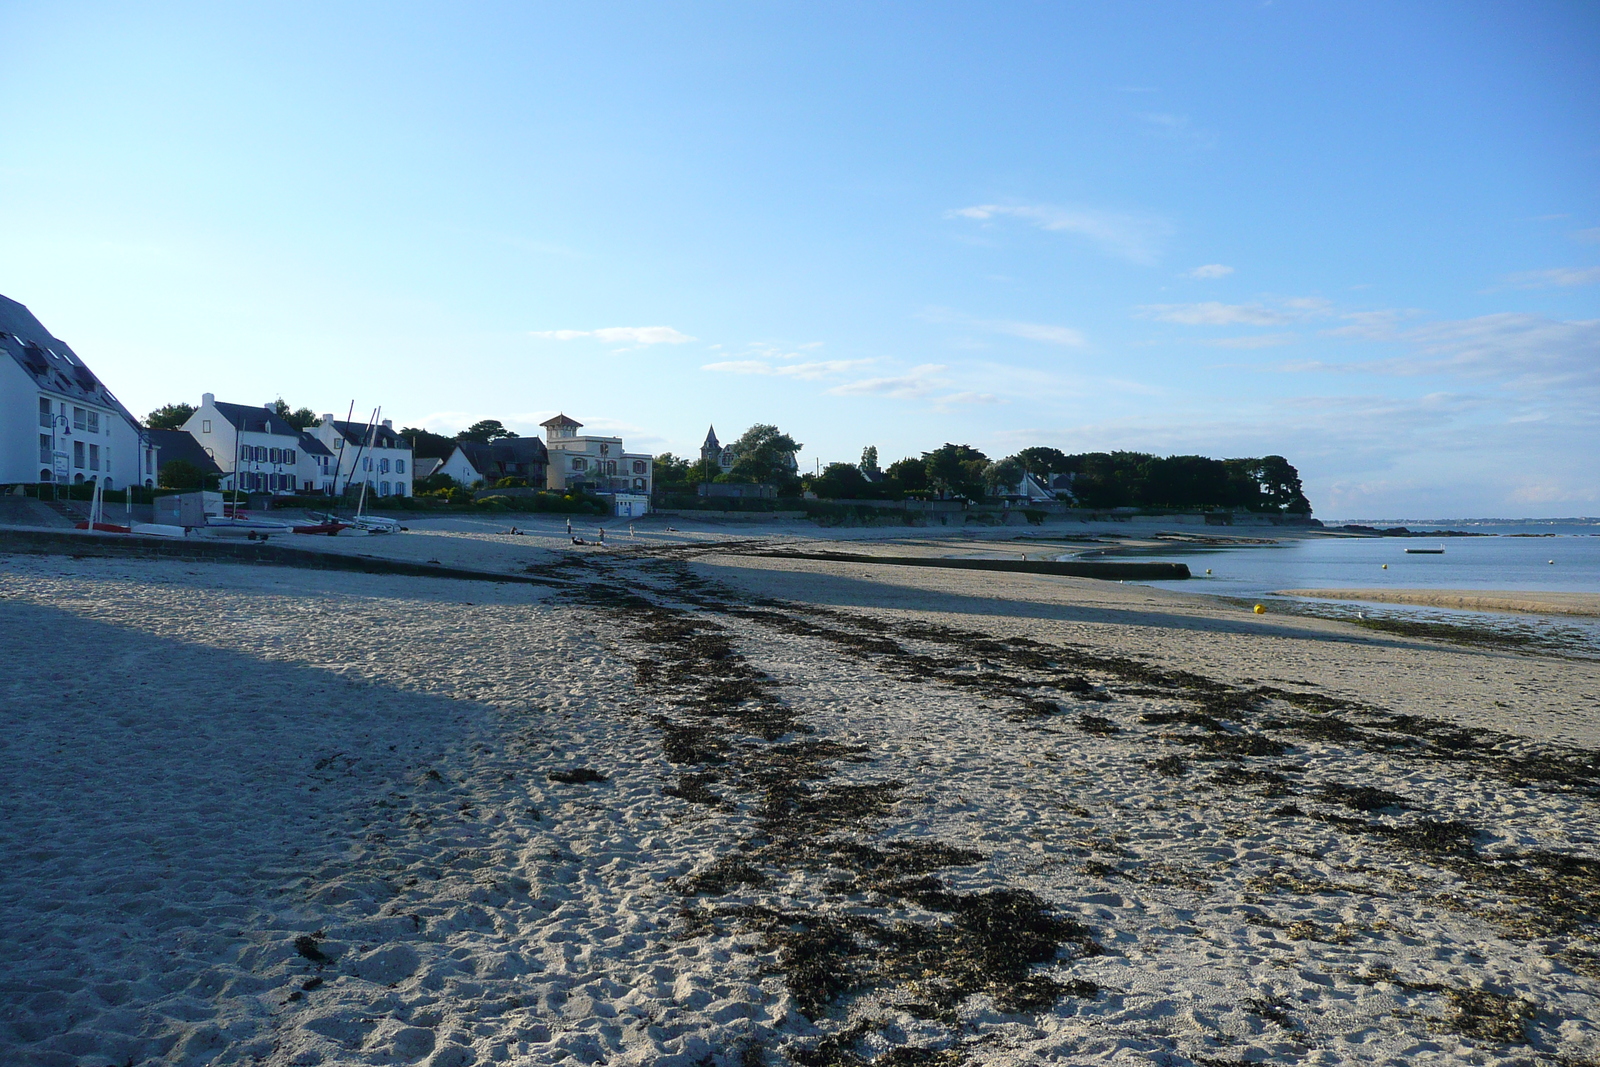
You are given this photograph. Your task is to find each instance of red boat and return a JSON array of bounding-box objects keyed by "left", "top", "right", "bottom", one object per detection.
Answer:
[
  {"left": 74, "top": 521, "right": 132, "bottom": 533},
  {"left": 292, "top": 521, "right": 352, "bottom": 535}
]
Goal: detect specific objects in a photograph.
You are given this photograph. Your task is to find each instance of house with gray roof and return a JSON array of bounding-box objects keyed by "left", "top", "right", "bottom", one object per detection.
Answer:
[
  {"left": 181, "top": 394, "right": 313, "bottom": 495},
  {"left": 146, "top": 428, "right": 223, "bottom": 487},
  {"left": 0, "top": 293, "right": 157, "bottom": 489},
  {"left": 315, "top": 416, "right": 415, "bottom": 498}
]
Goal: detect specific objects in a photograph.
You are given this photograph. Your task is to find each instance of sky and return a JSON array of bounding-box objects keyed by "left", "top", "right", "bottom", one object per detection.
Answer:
[{"left": 1, "top": 1, "right": 1596, "bottom": 519}]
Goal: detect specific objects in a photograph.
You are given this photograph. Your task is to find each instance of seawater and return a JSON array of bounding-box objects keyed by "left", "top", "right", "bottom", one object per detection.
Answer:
[{"left": 1103, "top": 519, "right": 1600, "bottom": 649}]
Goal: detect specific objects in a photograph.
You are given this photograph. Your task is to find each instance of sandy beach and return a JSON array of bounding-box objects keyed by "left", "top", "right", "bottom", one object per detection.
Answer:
[
  {"left": 1280, "top": 588, "right": 1600, "bottom": 618},
  {"left": 3, "top": 518, "right": 1599, "bottom": 1065}
]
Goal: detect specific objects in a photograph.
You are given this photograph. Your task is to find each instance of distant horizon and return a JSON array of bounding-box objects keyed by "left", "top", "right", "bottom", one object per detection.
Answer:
[{"left": 2, "top": 2, "right": 1594, "bottom": 517}]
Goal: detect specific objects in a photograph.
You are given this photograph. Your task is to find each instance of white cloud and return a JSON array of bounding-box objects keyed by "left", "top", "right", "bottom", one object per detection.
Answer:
[
  {"left": 1499, "top": 267, "right": 1600, "bottom": 289},
  {"left": 1138, "top": 299, "right": 1331, "bottom": 326},
  {"left": 933, "top": 391, "right": 1001, "bottom": 407},
  {"left": 1186, "top": 264, "right": 1234, "bottom": 280},
  {"left": 1203, "top": 333, "right": 1299, "bottom": 349},
  {"left": 946, "top": 203, "right": 1169, "bottom": 264},
  {"left": 988, "top": 320, "right": 1086, "bottom": 346},
  {"left": 828, "top": 365, "right": 951, "bottom": 399},
  {"left": 701, "top": 359, "right": 870, "bottom": 381},
  {"left": 530, "top": 326, "right": 695, "bottom": 345}
]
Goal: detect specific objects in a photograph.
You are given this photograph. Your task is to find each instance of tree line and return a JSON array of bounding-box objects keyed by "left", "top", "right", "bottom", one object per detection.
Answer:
[{"left": 656, "top": 430, "right": 1310, "bottom": 514}]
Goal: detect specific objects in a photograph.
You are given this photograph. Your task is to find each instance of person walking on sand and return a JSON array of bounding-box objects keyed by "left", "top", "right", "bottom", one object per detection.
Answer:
[
  {"left": 598, "top": 527, "right": 605, "bottom": 544},
  {"left": 566, "top": 518, "right": 572, "bottom": 535}
]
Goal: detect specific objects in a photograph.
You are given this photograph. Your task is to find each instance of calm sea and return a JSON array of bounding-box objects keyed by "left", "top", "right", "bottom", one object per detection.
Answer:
[{"left": 1079, "top": 519, "right": 1600, "bottom": 647}]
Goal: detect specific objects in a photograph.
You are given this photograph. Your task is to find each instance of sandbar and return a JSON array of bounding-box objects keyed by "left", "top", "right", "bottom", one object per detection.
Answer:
[{"left": 1281, "top": 587, "right": 1600, "bottom": 616}]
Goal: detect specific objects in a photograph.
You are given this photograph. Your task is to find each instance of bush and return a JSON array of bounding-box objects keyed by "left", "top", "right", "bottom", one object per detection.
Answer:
[{"left": 494, "top": 476, "right": 528, "bottom": 488}]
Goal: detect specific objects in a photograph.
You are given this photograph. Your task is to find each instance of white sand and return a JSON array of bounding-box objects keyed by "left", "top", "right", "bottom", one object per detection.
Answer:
[{"left": 2, "top": 533, "right": 1598, "bottom": 1065}]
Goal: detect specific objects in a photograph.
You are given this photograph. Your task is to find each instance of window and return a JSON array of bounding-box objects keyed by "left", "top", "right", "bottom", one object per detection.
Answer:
[
  {"left": 606, "top": 460, "right": 616, "bottom": 475},
  {"left": 572, "top": 457, "right": 587, "bottom": 471},
  {"left": 73, "top": 441, "right": 85, "bottom": 468},
  {"left": 39, "top": 435, "right": 51, "bottom": 463},
  {"left": 87, "top": 411, "right": 100, "bottom": 434},
  {"left": 363, "top": 457, "right": 373, "bottom": 471},
  {"left": 600, "top": 443, "right": 609, "bottom": 455},
  {"left": 202, "top": 420, "right": 212, "bottom": 433},
  {"left": 634, "top": 478, "right": 645, "bottom": 490},
  {"left": 269, "top": 448, "right": 280, "bottom": 464},
  {"left": 287, "top": 475, "right": 296, "bottom": 490},
  {"left": 633, "top": 460, "right": 646, "bottom": 474},
  {"left": 286, "top": 449, "right": 296, "bottom": 465},
  {"left": 379, "top": 481, "right": 391, "bottom": 496},
  {"left": 38, "top": 398, "right": 51, "bottom": 428},
  {"left": 73, "top": 406, "right": 86, "bottom": 430},
  {"left": 395, "top": 459, "right": 405, "bottom": 473},
  {"left": 379, "top": 458, "right": 390, "bottom": 474},
  {"left": 89, "top": 444, "right": 99, "bottom": 471}
]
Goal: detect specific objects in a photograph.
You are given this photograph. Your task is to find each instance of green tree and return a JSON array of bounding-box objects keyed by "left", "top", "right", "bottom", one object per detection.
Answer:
[
  {"left": 457, "top": 419, "right": 519, "bottom": 444},
  {"left": 884, "top": 457, "right": 928, "bottom": 494},
  {"left": 270, "top": 398, "right": 320, "bottom": 430},
  {"left": 399, "top": 426, "right": 458, "bottom": 459},
  {"left": 984, "top": 456, "right": 1027, "bottom": 495},
  {"left": 726, "top": 424, "right": 802, "bottom": 488},
  {"left": 923, "top": 443, "right": 989, "bottom": 500},
  {"left": 158, "top": 458, "right": 205, "bottom": 489},
  {"left": 810, "top": 462, "right": 872, "bottom": 500},
  {"left": 1014, "top": 446, "right": 1071, "bottom": 475},
  {"left": 859, "top": 445, "right": 880, "bottom": 474},
  {"left": 652, "top": 453, "right": 695, "bottom": 492},
  {"left": 1249, "top": 455, "right": 1312, "bottom": 513},
  {"left": 145, "top": 403, "right": 196, "bottom": 430}
]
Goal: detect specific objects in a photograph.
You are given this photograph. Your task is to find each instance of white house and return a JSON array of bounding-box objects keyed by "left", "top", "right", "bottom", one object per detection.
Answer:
[
  {"left": 0, "top": 294, "right": 157, "bottom": 489},
  {"left": 181, "top": 395, "right": 311, "bottom": 495},
  {"left": 542, "top": 414, "right": 653, "bottom": 497},
  {"left": 438, "top": 444, "right": 488, "bottom": 487},
  {"left": 316, "top": 417, "right": 414, "bottom": 498}
]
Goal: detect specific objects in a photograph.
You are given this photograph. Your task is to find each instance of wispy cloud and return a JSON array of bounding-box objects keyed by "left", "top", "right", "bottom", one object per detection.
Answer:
[
  {"left": 1136, "top": 112, "right": 1216, "bottom": 150},
  {"left": 946, "top": 203, "right": 1169, "bottom": 264},
  {"left": 1281, "top": 312, "right": 1600, "bottom": 394},
  {"left": 1498, "top": 266, "right": 1600, "bottom": 289},
  {"left": 530, "top": 326, "right": 695, "bottom": 344},
  {"left": 1572, "top": 228, "right": 1600, "bottom": 244},
  {"left": 702, "top": 358, "right": 870, "bottom": 381},
  {"left": 922, "top": 307, "right": 1087, "bottom": 346},
  {"left": 829, "top": 364, "right": 950, "bottom": 399},
  {"left": 1138, "top": 298, "right": 1331, "bottom": 326},
  {"left": 1186, "top": 264, "right": 1234, "bottom": 280},
  {"left": 987, "top": 320, "right": 1086, "bottom": 346},
  {"left": 1204, "top": 333, "right": 1298, "bottom": 349}
]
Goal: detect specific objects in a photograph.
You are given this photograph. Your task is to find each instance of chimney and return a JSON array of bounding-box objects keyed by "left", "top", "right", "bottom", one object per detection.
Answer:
[
  {"left": 382, "top": 419, "right": 392, "bottom": 430},
  {"left": 202, "top": 392, "right": 214, "bottom": 406},
  {"left": 264, "top": 403, "right": 274, "bottom": 411},
  {"left": 320, "top": 413, "right": 334, "bottom": 425}
]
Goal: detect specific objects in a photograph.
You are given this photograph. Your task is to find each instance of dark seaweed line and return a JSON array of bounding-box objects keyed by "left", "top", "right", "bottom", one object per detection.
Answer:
[{"left": 567, "top": 558, "right": 1105, "bottom": 1066}]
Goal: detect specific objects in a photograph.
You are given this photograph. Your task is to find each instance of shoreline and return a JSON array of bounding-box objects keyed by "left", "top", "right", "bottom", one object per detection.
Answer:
[{"left": 1280, "top": 587, "right": 1600, "bottom": 617}]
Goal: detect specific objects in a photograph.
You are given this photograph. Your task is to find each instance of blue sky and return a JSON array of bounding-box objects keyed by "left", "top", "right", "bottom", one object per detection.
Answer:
[{"left": 2, "top": 1, "right": 1596, "bottom": 518}]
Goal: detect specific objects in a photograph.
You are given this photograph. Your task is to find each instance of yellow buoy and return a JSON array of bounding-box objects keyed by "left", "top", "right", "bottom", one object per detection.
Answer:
[
  {"left": 1253, "top": 604, "right": 1266, "bottom": 614},
  {"left": 1205, "top": 568, "right": 1212, "bottom": 575},
  {"left": 1382, "top": 563, "right": 1388, "bottom": 569},
  {"left": 1549, "top": 560, "right": 1555, "bottom": 565}
]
